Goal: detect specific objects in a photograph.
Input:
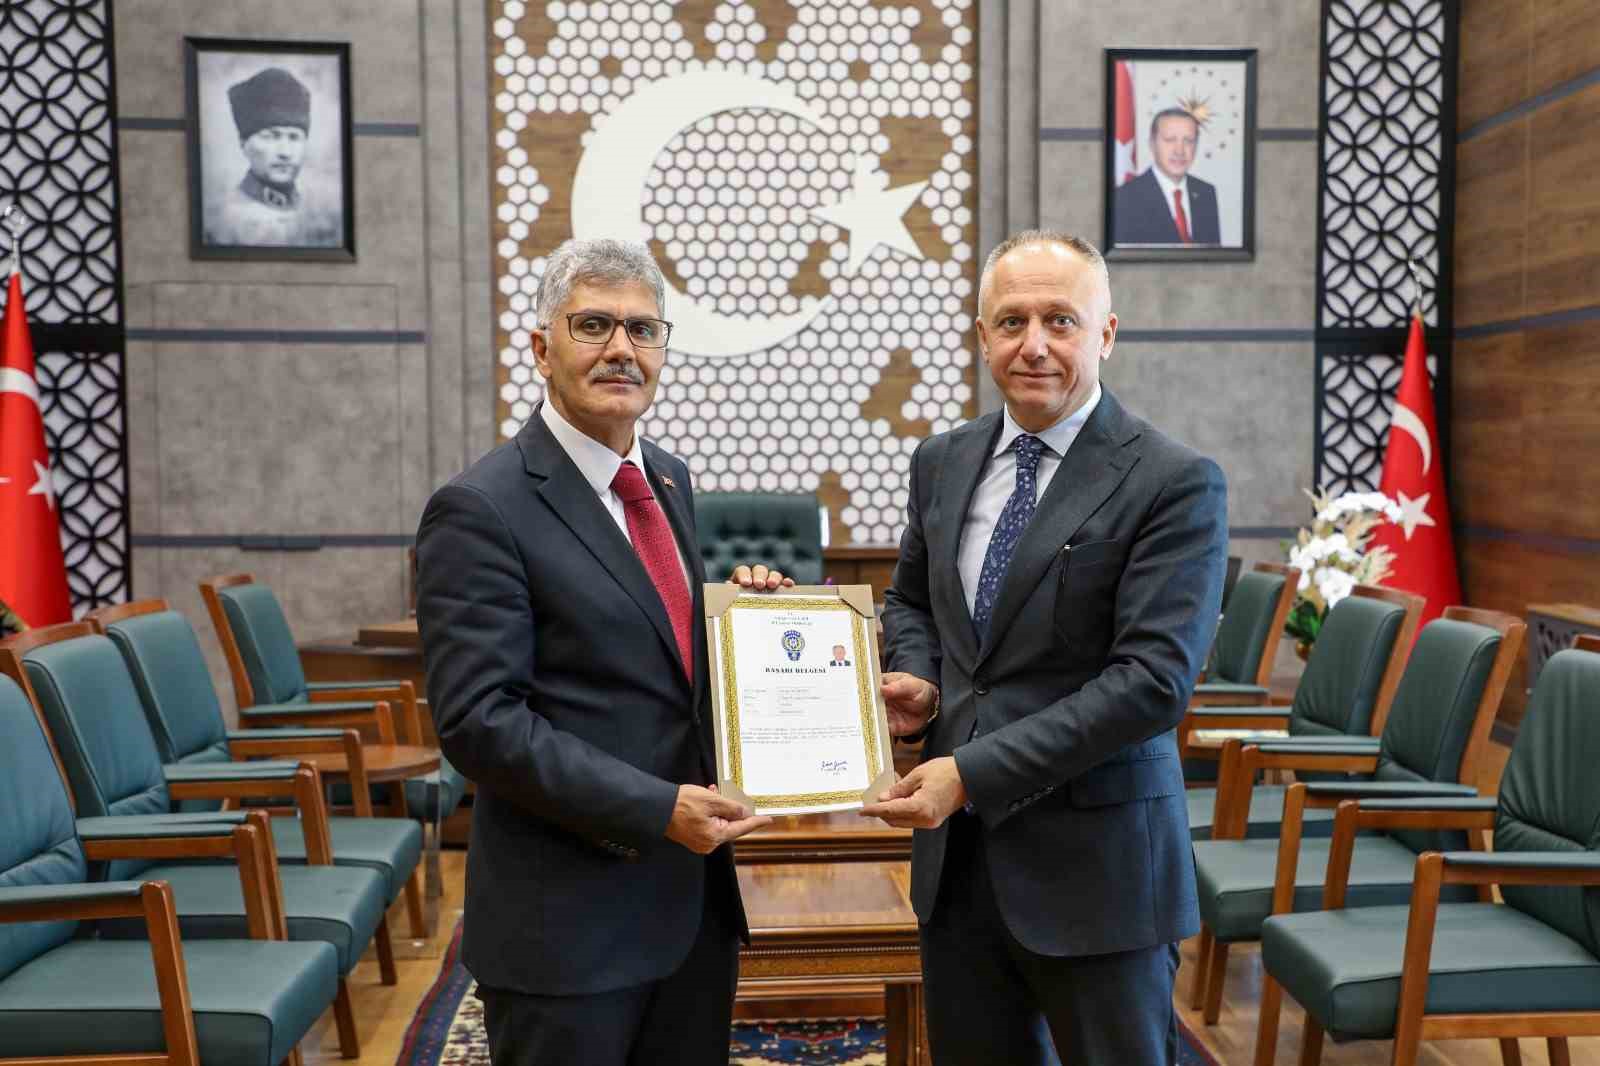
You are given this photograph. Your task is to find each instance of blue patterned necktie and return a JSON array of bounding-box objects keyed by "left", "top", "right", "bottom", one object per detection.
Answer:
[{"left": 972, "top": 434, "right": 1046, "bottom": 640}]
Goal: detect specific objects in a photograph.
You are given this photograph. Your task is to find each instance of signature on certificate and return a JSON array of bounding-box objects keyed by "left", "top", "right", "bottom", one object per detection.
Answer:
[{"left": 820, "top": 759, "right": 849, "bottom": 776}]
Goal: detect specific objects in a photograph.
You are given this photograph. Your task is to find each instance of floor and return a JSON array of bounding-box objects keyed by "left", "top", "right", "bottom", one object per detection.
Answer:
[{"left": 299, "top": 740, "right": 1600, "bottom": 1065}]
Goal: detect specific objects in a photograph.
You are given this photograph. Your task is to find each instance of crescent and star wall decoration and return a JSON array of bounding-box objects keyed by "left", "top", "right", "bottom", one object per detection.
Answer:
[{"left": 489, "top": 0, "right": 979, "bottom": 546}]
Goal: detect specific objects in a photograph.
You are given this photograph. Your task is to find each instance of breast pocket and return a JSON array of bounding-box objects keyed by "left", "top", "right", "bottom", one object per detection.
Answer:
[{"left": 1052, "top": 539, "right": 1126, "bottom": 653}]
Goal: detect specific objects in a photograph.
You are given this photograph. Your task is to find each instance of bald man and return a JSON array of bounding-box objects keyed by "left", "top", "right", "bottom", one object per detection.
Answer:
[{"left": 863, "top": 230, "right": 1228, "bottom": 1063}]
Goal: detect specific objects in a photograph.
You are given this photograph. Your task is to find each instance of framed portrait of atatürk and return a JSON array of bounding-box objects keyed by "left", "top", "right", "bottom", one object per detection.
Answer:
[
  {"left": 1102, "top": 48, "right": 1256, "bottom": 262},
  {"left": 185, "top": 38, "right": 355, "bottom": 261}
]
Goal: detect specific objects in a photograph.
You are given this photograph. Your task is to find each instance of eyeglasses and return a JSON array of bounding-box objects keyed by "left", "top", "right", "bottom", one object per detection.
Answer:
[{"left": 554, "top": 312, "right": 674, "bottom": 349}]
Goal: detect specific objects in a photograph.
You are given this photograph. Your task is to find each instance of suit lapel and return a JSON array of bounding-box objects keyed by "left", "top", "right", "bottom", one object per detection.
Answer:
[
  {"left": 519, "top": 411, "right": 690, "bottom": 689},
  {"left": 976, "top": 392, "right": 1141, "bottom": 666},
  {"left": 936, "top": 413, "right": 1002, "bottom": 661}
]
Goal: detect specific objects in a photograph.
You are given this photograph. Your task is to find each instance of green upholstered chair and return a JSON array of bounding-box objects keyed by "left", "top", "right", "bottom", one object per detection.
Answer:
[
  {"left": 693, "top": 491, "right": 826, "bottom": 586},
  {"left": 1256, "top": 636, "right": 1600, "bottom": 1066},
  {"left": 91, "top": 599, "right": 426, "bottom": 940},
  {"left": 0, "top": 671, "right": 339, "bottom": 1066},
  {"left": 200, "top": 573, "right": 467, "bottom": 824},
  {"left": 7, "top": 622, "right": 392, "bottom": 1059},
  {"left": 1191, "top": 563, "right": 1298, "bottom": 707},
  {"left": 1180, "top": 585, "right": 1422, "bottom": 841},
  {"left": 1186, "top": 608, "right": 1524, "bottom": 1026}
]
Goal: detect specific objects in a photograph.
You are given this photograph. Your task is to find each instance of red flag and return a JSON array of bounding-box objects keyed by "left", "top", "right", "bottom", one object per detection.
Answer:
[
  {"left": 1114, "top": 61, "right": 1137, "bottom": 184},
  {"left": 1369, "top": 312, "right": 1461, "bottom": 628},
  {"left": 0, "top": 272, "right": 72, "bottom": 626}
]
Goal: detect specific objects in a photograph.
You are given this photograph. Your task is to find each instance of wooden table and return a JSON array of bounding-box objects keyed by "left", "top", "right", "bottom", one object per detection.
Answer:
[
  {"left": 737, "top": 861, "right": 927, "bottom": 1066},
  {"left": 297, "top": 743, "right": 446, "bottom": 950},
  {"left": 737, "top": 810, "right": 911, "bottom": 864}
]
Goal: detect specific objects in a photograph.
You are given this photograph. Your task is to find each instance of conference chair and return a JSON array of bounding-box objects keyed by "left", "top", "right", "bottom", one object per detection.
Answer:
[
  {"left": 0, "top": 671, "right": 339, "bottom": 1066},
  {"left": 1190, "top": 562, "right": 1299, "bottom": 708},
  {"left": 1256, "top": 635, "right": 1600, "bottom": 1066},
  {"left": 89, "top": 598, "right": 426, "bottom": 939},
  {"left": 199, "top": 573, "right": 467, "bottom": 824},
  {"left": 1, "top": 624, "right": 391, "bottom": 1058},
  {"left": 1179, "top": 585, "right": 1422, "bottom": 841},
  {"left": 694, "top": 490, "right": 826, "bottom": 586},
  {"left": 1187, "top": 608, "right": 1523, "bottom": 1025}
]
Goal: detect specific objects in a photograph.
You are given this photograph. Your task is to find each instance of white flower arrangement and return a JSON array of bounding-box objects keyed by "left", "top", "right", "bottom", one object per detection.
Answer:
[{"left": 1284, "top": 487, "right": 1398, "bottom": 647}]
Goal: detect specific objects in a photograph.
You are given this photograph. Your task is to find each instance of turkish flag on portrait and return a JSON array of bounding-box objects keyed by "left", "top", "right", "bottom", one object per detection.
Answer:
[
  {"left": 0, "top": 271, "right": 72, "bottom": 627},
  {"left": 1369, "top": 312, "right": 1461, "bottom": 628},
  {"left": 1114, "top": 61, "right": 1137, "bottom": 184}
]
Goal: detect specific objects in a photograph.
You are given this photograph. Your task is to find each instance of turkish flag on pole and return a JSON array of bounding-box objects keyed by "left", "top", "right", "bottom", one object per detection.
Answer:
[
  {"left": 1114, "top": 61, "right": 1137, "bottom": 184},
  {"left": 1369, "top": 312, "right": 1461, "bottom": 628},
  {"left": 0, "top": 272, "right": 72, "bottom": 626}
]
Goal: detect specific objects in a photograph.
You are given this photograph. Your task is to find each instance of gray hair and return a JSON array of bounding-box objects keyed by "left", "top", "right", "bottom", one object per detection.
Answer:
[
  {"left": 977, "top": 229, "right": 1110, "bottom": 317},
  {"left": 535, "top": 238, "right": 666, "bottom": 328}
]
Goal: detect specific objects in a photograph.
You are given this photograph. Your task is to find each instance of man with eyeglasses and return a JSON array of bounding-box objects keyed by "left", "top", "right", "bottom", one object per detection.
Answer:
[{"left": 415, "top": 237, "right": 791, "bottom": 1066}]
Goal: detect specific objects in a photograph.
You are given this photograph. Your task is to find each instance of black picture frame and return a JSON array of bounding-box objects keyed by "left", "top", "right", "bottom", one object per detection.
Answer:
[
  {"left": 1102, "top": 47, "right": 1256, "bottom": 262},
  {"left": 184, "top": 37, "right": 355, "bottom": 261}
]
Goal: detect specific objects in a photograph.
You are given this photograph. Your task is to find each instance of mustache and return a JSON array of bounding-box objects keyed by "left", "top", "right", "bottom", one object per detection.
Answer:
[{"left": 588, "top": 360, "right": 645, "bottom": 385}]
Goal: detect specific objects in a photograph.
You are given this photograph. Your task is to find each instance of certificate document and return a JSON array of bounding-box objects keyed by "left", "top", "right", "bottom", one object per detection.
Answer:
[{"left": 704, "top": 584, "right": 894, "bottom": 816}]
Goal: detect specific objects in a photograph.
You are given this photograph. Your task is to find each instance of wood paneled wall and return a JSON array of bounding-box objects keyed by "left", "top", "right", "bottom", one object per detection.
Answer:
[{"left": 1454, "top": 0, "right": 1600, "bottom": 726}]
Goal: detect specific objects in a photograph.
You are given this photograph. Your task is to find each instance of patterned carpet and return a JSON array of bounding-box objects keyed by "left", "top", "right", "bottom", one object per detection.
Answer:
[{"left": 397, "top": 920, "right": 1220, "bottom": 1065}]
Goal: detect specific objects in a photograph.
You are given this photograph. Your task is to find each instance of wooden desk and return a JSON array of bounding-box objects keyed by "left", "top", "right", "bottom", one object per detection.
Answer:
[
  {"left": 823, "top": 545, "right": 900, "bottom": 593},
  {"left": 1527, "top": 603, "right": 1600, "bottom": 692},
  {"left": 737, "top": 861, "right": 927, "bottom": 1066},
  {"left": 737, "top": 810, "right": 911, "bottom": 864}
]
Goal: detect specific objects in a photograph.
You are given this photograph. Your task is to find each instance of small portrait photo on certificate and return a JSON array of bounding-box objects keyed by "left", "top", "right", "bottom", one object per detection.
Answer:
[{"left": 705, "top": 585, "right": 894, "bottom": 816}]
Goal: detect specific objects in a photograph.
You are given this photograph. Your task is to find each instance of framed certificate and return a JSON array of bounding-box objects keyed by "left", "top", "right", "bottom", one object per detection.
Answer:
[{"left": 704, "top": 584, "right": 895, "bottom": 816}]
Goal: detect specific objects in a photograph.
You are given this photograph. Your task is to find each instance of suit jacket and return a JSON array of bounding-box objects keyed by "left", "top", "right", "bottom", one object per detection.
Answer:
[
  {"left": 1112, "top": 168, "right": 1222, "bottom": 245},
  {"left": 415, "top": 406, "right": 743, "bottom": 996},
  {"left": 882, "top": 389, "right": 1227, "bottom": 957}
]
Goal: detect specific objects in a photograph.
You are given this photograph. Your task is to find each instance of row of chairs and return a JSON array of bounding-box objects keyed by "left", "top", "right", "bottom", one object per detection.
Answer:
[
  {"left": 0, "top": 583, "right": 454, "bottom": 1064},
  {"left": 1181, "top": 564, "right": 1600, "bottom": 1064}
]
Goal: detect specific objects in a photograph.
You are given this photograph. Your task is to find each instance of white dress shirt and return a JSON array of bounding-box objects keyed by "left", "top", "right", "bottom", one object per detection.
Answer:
[
  {"left": 540, "top": 400, "right": 690, "bottom": 588},
  {"left": 958, "top": 385, "right": 1102, "bottom": 616},
  {"left": 1151, "top": 167, "right": 1191, "bottom": 235}
]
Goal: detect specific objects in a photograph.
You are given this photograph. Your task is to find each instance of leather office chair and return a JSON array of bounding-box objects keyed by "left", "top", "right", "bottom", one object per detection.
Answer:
[
  {"left": 90, "top": 599, "right": 426, "bottom": 940},
  {"left": 694, "top": 491, "right": 826, "bottom": 586},
  {"left": 1187, "top": 609, "right": 1523, "bottom": 1026},
  {"left": 1179, "top": 585, "right": 1422, "bottom": 841},
  {"left": 3, "top": 624, "right": 391, "bottom": 1058},
  {"left": 200, "top": 573, "right": 467, "bottom": 824},
  {"left": 0, "top": 672, "right": 339, "bottom": 1066},
  {"left": 1191, "top": 563, "right": 1299, "bottom": 707},
  {"left": 1257, "top": 635, "right": 1600, "bottom": 1066}
]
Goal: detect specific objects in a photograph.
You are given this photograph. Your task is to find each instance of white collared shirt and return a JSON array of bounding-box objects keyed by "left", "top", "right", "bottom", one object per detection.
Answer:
[
  {"left": 1150, "top": 166, "right": 1191, "bottom": 234},
  {"left": 540, "top": 400, "right": 690, "bottom": 587},
  {"left": 958, "top": 385, "right": 1102, "bottom": 616}
]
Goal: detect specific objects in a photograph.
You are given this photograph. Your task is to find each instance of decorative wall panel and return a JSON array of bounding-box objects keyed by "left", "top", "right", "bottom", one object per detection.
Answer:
[
  {"left": 489, "top": 0, "right": 978, "bottom": 545},
  {"left": 1316, "top": 348, "right": 1437, "bottom": 497},
  {"left": 0, "top": 0, "right": 127, "bottom": 611}
]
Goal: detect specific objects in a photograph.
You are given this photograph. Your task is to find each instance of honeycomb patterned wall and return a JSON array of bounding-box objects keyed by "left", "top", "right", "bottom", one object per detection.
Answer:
[{"left": 490, "top": 0, "right": 978, "bottom": 545}]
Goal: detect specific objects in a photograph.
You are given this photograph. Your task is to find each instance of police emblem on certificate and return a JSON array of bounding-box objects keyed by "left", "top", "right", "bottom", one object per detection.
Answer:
[{"left": 703, "top": 584, "right": 895, "bottom": 815}]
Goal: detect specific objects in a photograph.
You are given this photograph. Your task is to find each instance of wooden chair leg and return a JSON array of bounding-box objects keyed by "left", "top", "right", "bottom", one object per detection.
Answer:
[
  {"left": 1253, "top": 973, "right": 1285, "bottom": 1066},
  {"left": 374, "top": 913, "right": 397, "bottom": 985},
  {"left": 1191, "top": 926, "right": 1215, "bottom": 1010},
  {"left": 333, "top": 977, "right": 361, "bottom": 1059},
  {"left": 404, "top": 866, "right": 426, "bottom": 939},
  {"left": 1203, "top": 940, "right": 1230, "bottom": 1024},
  {"left": 1547, "top": 1038, "right": 1572, "bottom": 1066},
  {"left": 282, "top": 1047, "right": 304, "bottom": 1066},
  {"left": 1297, "top": 1016, "right": 1323, "bottom": 1066},
  {"left": 1497, "top": 1038, "right": 1523, "bottom": 1066}
]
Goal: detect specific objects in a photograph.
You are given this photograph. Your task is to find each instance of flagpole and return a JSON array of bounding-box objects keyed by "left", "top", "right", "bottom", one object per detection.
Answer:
[
  {"left": 1, "top": 203, "right": 20, "bottom": 280},
  {"left": 1404, "top": 257, "right": 1424, "bottom": 321}
]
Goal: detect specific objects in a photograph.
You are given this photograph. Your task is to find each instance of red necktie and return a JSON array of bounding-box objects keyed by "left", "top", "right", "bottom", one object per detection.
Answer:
[
  {"left": 1172, "top": 189, "right": 1191, "bottom": 244},
  {"left": 611, "top": 461, "right": 694, "bottom": 680}
]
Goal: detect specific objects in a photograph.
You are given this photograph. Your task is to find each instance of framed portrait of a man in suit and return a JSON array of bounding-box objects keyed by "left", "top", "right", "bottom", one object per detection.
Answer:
[
  {"left": 1103, "top": 48, "right": 1256, "bottom": 262},
  {"left": 185, "top": 38, "right": 355, "bottom": 261}
]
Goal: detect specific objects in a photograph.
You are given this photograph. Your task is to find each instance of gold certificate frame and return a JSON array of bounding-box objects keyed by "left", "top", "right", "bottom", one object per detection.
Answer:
[{"left": 703, "top": 584, "right": 895, "bottom": 815}]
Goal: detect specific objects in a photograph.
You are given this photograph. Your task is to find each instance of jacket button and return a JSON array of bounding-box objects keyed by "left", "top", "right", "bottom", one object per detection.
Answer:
[{"left": 974, "top": 680, "right": 989, "bottom": 695}]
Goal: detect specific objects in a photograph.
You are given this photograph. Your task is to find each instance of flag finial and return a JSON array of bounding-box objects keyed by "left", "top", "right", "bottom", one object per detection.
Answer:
[
  {"left": 1405, "top": 257, "right": 1425, "bottom": 320},
  {"left": 1, "top": 204, "right": 22, "bottom": 280}
]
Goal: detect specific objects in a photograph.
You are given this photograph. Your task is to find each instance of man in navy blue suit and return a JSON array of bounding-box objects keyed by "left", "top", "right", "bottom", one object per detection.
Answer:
[
  {"left": 865, "top": 231, "right": 1227, "bottom": 1063},
  {"left": 1113, "top": 108, "right": 1222, "bottom": 246}
]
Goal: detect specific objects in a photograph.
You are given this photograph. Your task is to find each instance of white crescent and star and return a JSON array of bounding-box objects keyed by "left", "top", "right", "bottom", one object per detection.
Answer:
[
  {"left": 1393, "top": 489, "right": 1435, "bottom": 541},
  {"left": 0, "top": 364, "right": 56, "bottom": 509},
  {"left": 1390, "top": 402, "right": 1432, "bottom": 475},
  {"left": 569, "top": 69, "right": 927, "bottom": 358}
]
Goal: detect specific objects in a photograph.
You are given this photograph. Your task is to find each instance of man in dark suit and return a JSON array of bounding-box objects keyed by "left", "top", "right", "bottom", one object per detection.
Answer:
[
  {"left": 415, "top": 237, "right": 790, "bottom": 1066},
  {"left": 862, "top": 231, "right": 1227, "bottom": 1063},
  {"left": 1113, "top": 108, "right": 1222, "bottom": 246}
]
